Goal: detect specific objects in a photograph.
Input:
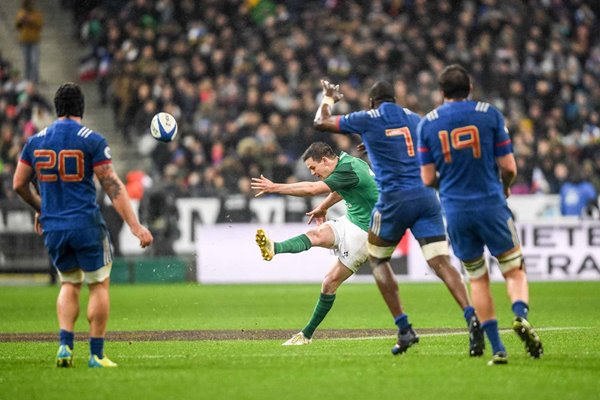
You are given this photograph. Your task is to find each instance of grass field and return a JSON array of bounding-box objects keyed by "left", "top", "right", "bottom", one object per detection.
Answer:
[{"left": 0, "top": 281, "right": 599, "bottom": 400}]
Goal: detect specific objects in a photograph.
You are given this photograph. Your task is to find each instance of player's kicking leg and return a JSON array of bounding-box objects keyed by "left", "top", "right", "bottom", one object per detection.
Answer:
[{"left": 255, "top": 223, "right": 335, "bottom": 262}]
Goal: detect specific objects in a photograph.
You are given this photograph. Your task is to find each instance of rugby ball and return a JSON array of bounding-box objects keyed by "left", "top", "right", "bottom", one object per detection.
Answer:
[{"left": 150, "top": 112, "right": 178, "bottom": 142}]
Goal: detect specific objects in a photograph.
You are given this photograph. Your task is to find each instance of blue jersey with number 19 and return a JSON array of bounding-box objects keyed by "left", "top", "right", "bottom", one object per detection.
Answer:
[
  {"left": 336, "top": 102, "right": 423, "bottom": 193},
  {"left": 416, "top": 100, "right": 513, "bottom": 212},
  {"left": 19, "top": 119, "right": 112, "bottom": 231}
]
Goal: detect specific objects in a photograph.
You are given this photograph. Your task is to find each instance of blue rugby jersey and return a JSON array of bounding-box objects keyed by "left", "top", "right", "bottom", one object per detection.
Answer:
[
  {"left": 336, "top": 103, "right": 424, "bottom": 193},
  {"left": 416, "top": 100, "right": 513, "bottom": 211},
  {"left": 19, "top": 119, "right": 112, "bottom": 231}
]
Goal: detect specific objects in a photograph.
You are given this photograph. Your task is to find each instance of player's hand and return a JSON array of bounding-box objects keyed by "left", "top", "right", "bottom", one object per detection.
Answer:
[
  {"left": 320, "top": 80, "right": 343, "bottom": 102},
  {"left": 357, "top": 142, "right": 367, "bottom": 154},
  {"left": 251, "top": 174, "right": 275, "bottom": 197},
  {"left": 33, "top": 212, "right": 43, "bottom": 235},
  {"left": 132, "top": 224, "right": 153, "bottom": 248},
  {"left": 306, "top": 207, "right": 327, "bottom": 225}
]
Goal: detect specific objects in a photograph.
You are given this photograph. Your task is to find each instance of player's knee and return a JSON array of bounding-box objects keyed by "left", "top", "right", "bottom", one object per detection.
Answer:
[
  {"left": 321, "top": 275, "right": 339, "bottom": 294},
  {"left": 462, "top": 256, "right": 488, "bottom": 279},
  {"left": 497, "top": 248, "right": 523, "bottom": 275}
]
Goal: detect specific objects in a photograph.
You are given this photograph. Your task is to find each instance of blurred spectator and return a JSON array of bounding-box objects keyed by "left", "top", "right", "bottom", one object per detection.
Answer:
[
  {"left": 559, "top": 167, "right": 599, "bottom": 217},
  {"left": 15, "top": 0, "right": 44, "bottom": 84}
]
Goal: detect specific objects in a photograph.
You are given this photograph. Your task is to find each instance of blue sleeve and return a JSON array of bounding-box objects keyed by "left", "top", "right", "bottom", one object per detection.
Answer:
[
  {"left": 338, "top": 111, "right": 368, "bottom": 134},
  {"left": 90, "top": 134, "right": 112, "bottom": 167},
  {"left": 417, "top": 120, "right": 434, "bottom": 165},
  {"left": 492, "top": 109, "right": 513, "bottom": 157},
  {"left": 19, "top": 138, "right": 34, "bottom": 167}
]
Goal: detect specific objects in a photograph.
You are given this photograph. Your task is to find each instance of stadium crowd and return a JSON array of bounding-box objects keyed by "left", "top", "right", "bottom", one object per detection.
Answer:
[{"left": 1, "top": 0, "right": 600, "bottom": 201}]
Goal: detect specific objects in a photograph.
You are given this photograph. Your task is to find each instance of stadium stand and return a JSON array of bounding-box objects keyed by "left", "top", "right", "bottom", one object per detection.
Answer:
[{"left": 1, "top": 0, "right": 599, "bottom": 200}]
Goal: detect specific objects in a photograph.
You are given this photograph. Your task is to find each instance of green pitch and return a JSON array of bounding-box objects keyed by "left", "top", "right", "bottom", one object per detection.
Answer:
[{"left": 0, "top": 281, "right": 598, "bottom": 400}]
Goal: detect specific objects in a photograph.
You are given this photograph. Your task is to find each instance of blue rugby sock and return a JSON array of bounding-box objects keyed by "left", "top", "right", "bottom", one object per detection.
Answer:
[
  {"left": 463, "top": 306, "right": 476, "bottom": 325},
  {"left": 512, "top": 300, "right": 529, "bottom": 319},
  {"left": 481, "top": 319, "right": 506, "bottom": 354},
  {"left": 59, "top": 329, "right": 74, "bottom": 349},
  {"left": 394, "top": 314, "right": 410, "bottom": 332},
  {"left": 90, "top": 337, "right": 104, "bottom": 359}
]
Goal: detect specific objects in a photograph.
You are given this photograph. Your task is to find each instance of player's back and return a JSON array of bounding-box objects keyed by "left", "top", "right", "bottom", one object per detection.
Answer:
[
  {"left": 339, "top": 102, "right": 423, "bottom": 193},
  {"left": 21, "top": 119, "right": 110, "bottom": 231},
  {"left": 418, "top": 100, "right": 510, "bottom": 211}
]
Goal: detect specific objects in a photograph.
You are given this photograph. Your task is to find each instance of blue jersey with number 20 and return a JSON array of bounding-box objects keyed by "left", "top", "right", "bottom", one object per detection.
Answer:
[{"left": 19, "top": 119, "right": 112, "bottom": 231}]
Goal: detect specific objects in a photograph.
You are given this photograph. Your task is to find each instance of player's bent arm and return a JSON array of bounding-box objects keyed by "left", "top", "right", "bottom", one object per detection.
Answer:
[
  {"left": 420, "top": 163, "right": 439, "bottom": 189},
  {"left": 496, "top": 153, "right": 517, "bottom": 196},
  {"left": 12, "top": 161, "right": 41, "bottom": 213},
  {"left": 318, "top": 191, "right": 343, "bottom": 210},
  {"left": 94, "top": 163, "right": 153, "bottom": 247}
]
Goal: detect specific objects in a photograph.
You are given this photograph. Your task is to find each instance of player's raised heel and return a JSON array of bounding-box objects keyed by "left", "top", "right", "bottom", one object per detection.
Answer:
[
  {"left": 468, "top": 315, "right": 485, "bottom": 357},
  {"left": 282, "top": 332, "right": 312, "bottom": 346},
  {"left": 512, "top": 317, "right": 543, "bottom": 358},
  {"left": 56, "top": 345, "right": 73, "bottom": 368},
  {"left": 487, "top": 351, "right": 508, "bottom": 366},
  {"left": 391, "top": 325, "right": 419, "bottom": 355},
  {"left": 255, "top": 229, "right": 275, "bottom": 261},
  {"left": 88, "top": 355, "right": 118, "bottom": 368}
]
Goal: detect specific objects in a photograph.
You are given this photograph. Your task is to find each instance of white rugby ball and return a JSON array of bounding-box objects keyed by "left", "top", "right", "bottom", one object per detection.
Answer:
[{"left": 150, "top": 112, "right": 178, "bottom": 142}]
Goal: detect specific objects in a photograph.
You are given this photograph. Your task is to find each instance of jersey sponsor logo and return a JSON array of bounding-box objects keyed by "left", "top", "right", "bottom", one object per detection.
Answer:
[
  {"left": 367, "top": 109, "right": 381, "bottom": 118},
  {"left": 425, "top": 110, "right": 439, "bottom": 121},
  {"left": 475, "top": 102, "right": 490, "bottom": 112},
  {"left": 76, "top": 127, "right": 93, "bottom": 138}
]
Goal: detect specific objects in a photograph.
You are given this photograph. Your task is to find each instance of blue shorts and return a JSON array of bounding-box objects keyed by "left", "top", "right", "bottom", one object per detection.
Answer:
[
  {"left": 44, "top": 226, "right": 113, "bottom": 272},
  {"left": 370, "top": 187, "right": 446, "bottom": 243},
  {"left": 445, "top": 204, "right": 519, "bottom": 261}
]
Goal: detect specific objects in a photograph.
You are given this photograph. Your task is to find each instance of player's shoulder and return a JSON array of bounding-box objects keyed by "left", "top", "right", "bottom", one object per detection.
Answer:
[{"left": 74, "top": 125, "right": 106, "bottom": 141}]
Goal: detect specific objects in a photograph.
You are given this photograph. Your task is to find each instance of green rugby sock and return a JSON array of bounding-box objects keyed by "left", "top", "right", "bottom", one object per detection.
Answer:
[
  {"left": 274, "top": 234, "right": 312, "bottom": 254},
  {"left": 301, "top": 293, "right": 336, "bottom": 339}
]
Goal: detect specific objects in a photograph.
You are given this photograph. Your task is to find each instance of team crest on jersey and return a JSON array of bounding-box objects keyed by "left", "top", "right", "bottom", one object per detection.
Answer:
[{"left": 104, "top": 146, "right": 112, "bottom": 159}]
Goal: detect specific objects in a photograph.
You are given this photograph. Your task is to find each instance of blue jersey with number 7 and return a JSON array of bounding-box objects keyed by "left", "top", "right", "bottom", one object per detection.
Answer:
[
  {"left": 416, "top": 100, "right": 513, "bottom": 212},
  {"left": 336, "top": 102, "right": 423, "bottom": 193},
  {"left": 19, "top": 119, "right": 112, "bottom": 231}
]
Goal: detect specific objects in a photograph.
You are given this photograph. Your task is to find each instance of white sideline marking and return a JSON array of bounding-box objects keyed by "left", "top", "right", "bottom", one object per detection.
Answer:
[{"left": 331, "top": 326, "right": 591, "bottom": 341}]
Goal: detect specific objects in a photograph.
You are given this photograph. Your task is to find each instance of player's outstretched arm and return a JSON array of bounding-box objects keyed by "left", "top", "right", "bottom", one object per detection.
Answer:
[
  {"left": 251, "top": 174, "right": 331, "bottom": 197},
  {"left": 496, "top": 153, "right": 517, "bottom": 198},
  {"left": 94, "top": 163, "right": 153, "bottom": 248},
  {"left": 12, "top": 161, "right": 41, "bottom": 213},
  {"left": 313, "top": 79, "right": 344, "bottom": 133}
]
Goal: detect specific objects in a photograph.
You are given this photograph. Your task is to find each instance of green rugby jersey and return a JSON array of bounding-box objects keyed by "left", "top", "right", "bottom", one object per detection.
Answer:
[{"left": 323, "top": 152, "right": 379, "bottom": 231}]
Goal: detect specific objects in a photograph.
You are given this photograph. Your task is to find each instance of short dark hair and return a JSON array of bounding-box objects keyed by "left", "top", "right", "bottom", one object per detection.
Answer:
[
  {"left": 439, "top": 64, "right": 471, "bottom": 99},
  {"left": 301, "top": 142, "right": 337, "bottom": 162},
  {"left": 54, "top": 82, "right": 85, "bottom": 117},
  {"left": 368, "top": 81, "right": 395, "bottom": 104}
]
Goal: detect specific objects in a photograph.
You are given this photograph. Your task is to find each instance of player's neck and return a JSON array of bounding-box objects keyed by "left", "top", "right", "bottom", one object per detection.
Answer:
[
  {"left": 444, "top": 98, "right": 468, "bottom": 103},
  {"left": 58, "top": 116, "right": 82, "bottom": 123}
]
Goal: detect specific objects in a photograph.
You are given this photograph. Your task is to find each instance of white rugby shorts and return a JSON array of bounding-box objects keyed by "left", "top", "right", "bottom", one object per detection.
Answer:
[{"left": 325, "top": 216, "right": 368, "bottom": 273}]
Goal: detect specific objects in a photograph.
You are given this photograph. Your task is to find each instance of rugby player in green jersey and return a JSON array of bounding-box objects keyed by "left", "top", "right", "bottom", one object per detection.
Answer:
[{"left": 251, "top": 142, "right": 378, "bottom": 345}]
